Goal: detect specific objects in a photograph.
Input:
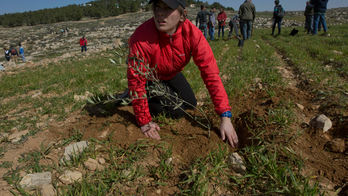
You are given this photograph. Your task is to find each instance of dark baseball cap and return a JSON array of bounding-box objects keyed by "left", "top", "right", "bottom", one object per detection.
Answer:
[
  {"left": 149, "top": 0, "right": 186, "bottom": 9},
  {"left": 275, "top": 0, "right": 280, "bottom": 3}
]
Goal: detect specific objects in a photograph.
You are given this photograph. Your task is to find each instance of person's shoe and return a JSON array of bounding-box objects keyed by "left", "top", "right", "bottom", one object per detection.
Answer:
[{"left": 323, "top": 32, "right": 330, "bottom": 37}]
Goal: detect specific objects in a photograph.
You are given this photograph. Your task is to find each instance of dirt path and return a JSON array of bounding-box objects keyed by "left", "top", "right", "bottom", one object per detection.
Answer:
[{"left": 264, "top": 39, "right": 348, "bottom": 193}]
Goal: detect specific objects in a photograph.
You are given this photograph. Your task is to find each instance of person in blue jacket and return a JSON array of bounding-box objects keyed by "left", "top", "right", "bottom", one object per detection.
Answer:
[
  {"left": 19, "top": 43, "right": 26, "bottom": 62},
  {"left": 311, "top": 0, "right": 329, "bottom": 35}
]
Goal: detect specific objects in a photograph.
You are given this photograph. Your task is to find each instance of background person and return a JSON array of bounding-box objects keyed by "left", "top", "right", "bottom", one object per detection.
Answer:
[
  {"left": 304, "top": 1, "right": 314, "bottom": 34},
  {"left": 228, "top": 14, "right": 240, "bottom": 40},
  {"left": 196, "top": 5, "right": 212, "bottom": 39},
  {"left": 217, "top": 7, "right": 227, "bottom": 38},
  {"left": 19, "top": 43, "right": 26, "bottom": 62},
  {"left": 311, "top": 0, "right": 329, "bottom": 35},
  {"left": 4, "top": 48, "right": 11, "bottom": 62},
  {"left": 238, "top": 0, "right": 256, "bottom": 40},
  {"left": 9, "top": 46, "right": 18, "bottom": 63},
  {"left": 128, "top": 0, "right": 239, "bottom": 148},
  {"left": 208, "top": 7, "right": 216, "bottom": 40},
  {"left": 271, "top": 0, "right": 284, "bottom": 36},
  {"left": 80, "top": 36, "right": 88, "bottom": 52}
]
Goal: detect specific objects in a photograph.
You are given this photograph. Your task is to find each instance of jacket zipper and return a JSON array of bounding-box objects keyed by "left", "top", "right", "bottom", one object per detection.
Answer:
[{"left": 169, "top": 35, "right": 173, "bottom": 72}]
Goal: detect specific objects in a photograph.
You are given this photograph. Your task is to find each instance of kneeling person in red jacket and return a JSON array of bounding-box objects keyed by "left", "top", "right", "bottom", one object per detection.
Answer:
[{"left": 127, "top": 0, "right": 239, "bottom": 148}]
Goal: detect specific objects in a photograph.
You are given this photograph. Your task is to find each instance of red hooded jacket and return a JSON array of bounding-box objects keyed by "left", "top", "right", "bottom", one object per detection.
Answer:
[
  {"left": 217, "top": 12, "right": 227, "bottom": 26},
  {"left": 128, "top": 18, "right": 231, "bottom": 126},
  {"left": 79, "top": 38, "right": 87, "bottom": 46}
]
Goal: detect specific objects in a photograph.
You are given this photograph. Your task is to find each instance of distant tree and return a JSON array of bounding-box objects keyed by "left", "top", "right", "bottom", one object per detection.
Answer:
[
  {"left": 130, "top": 0, "right": 139, "bottom": 12},
  {"left": 144, "top": 3, "right": 151, "bottom": 12},
  {"left": 209, "top": 2, "right": 224, "bottom": 9},
  {"left": 226, "top": 7, "right": 234, "bottom": 11},
  {"left": 204, "top": 1, "right": 209, "bottom": 8}
]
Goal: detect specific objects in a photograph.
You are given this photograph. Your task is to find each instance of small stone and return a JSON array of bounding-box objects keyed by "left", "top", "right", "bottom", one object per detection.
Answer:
[
  {"left": 296, "top": 103, "right": 304, "bottom": 110},
  {"left": 19, "top": 172, "right": 52, "bottom": 190},
  {"left": 9, "top": 130, "right": 29, "bottom": 143},
  {"left": 32, "top": 91, "right": 42, "bottom": 98},
  {"left": 325, "top": 138, "right": 345, "bottom": 153},
  {"left": 122, "top": 169, "right": 132, "bottom": 177},
  {"left": 40, "top": 184, "right": 57, "bottom": 196},
  {"left": 84, "top": 158, "right": 104, "bottom": 171},
  {"left": 226, "top": 153, "right": 246, "bottom": 175},
  {"left": 252, "top": 78, "right": 262, "bottom": 83},
  {"left": 98, "top": 158, "right": 106, "bottom": 165},
  {"left": 165, "top": 158, "right": 173, "bottom": 166},
  {"left": 61, "top": 141, "right": 88, "bottom": 163},
  {"left": 0, "top": 132, "right": 9, "bottom": 143},
  {"left": 332, "top": 50, "right": 343, "bottom": 55},
  {"left": 257, "top": 83, "right": 263, "bottom": 89},
  {"left": 98, "top": 129, "right": 109, "bottom": 138},
  {"left": 59, "top": 171, "right": 82, "bottom": 185},
  {"left": 312, "top": 105, "right": 320, "bottom": 110},
  {"left": 309, "top": 114, "right": 332, "bottom": 132},
  {"left": 156, "top": 189, "right": 161, "bottom": 194},
  {"left": 255, "top": 45, "right": 260, "bottom": 48}
]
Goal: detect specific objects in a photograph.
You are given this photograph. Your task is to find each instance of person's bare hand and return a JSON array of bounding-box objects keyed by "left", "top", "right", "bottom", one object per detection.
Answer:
[
  {"left": 141, "top": 121, "right": 161, "bottom": 140},
  {"left": 220, "top": 117, "right": 239, "bottom": 148}
]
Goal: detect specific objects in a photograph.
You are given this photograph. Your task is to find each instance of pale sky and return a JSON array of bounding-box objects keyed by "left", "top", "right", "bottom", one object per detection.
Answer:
[{"left": 0, "top": 0, "right": 347, "bottom": 15}]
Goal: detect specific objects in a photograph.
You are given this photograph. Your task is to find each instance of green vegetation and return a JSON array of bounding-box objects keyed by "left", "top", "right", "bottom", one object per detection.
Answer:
[{"left": 1, "top": 24, "right": 347, "bottom": 195}]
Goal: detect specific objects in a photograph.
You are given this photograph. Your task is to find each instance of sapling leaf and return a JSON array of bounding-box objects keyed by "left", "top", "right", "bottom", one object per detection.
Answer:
[
  {"left": 109, "top": 58, "right": 117, "bottom": 64},
  {"left": 173, "top": 102, "right": 183, "bottom": 110}
]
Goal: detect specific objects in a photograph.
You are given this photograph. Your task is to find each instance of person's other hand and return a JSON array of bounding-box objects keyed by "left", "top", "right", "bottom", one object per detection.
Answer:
[
  {"left": 220, "top": 117, "right": 239, "bottom": 148},
  {"left": 141, "top": 121, "right": 161, "bottom": 140}
]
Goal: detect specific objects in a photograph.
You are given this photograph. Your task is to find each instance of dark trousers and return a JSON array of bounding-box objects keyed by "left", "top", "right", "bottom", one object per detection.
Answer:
[
  {"left": 81, "top": 45, "right": 87, "bottom": 52},
  {"left": 147, "top": 72, "right": 197, "bottom": 118},
  {"left": 272, "top": 18, "right": 282, "bottom": 35}
]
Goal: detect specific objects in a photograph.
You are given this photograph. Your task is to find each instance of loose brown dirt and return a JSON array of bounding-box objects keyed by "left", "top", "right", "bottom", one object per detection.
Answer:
[{"left": 0, "top": 84, "right": 347, "bottom": 195}]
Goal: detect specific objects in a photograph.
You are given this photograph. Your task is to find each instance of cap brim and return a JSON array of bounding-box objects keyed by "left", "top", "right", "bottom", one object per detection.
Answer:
[{"left": 149, "top": 0, "right": 183, "bottom": 9}]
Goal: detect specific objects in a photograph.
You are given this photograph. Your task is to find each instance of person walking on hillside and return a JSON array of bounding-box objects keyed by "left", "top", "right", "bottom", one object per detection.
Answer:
[
  {"left": 208, "top": 7, "right": 216, "bottom": 40},
  {"left": 311, "top": 0, "right": 329, "bottom": 35},
  {"left": 304, "top": 1, "right": 314, "bottom": 34},
  {"left": 128, "top": 0, "right": 239, "bottom": 148},
  {"left": 196, "top": 5, "right": 213, "bottom": 39},
  {"left": 238, "top": 0, "right": 256, "bottom": 40},
  {"left": 19, "top": 43, "right": 26, "bottom": 62},
  {"left": 271, "top": 0, "right": 285, "bottom": 36},
  {"left": 4, "top": 48, "right": 11, "bottom": 62},
  {"left": 80, "top": 36, "right": 88, "bottom": 52},
  {"left": 9, "top": 46, "right": 18, "bottom": 63},
  {"left": 217, "top": 7, "right": 227, "bottom": 39},
  {"left": 228, "top": 14, "right": 240, "bottom": 40}
]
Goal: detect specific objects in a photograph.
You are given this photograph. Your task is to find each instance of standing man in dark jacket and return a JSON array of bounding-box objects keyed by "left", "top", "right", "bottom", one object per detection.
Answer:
[
  {"left": 271, "top": 0, "right": 284, "bottom": 36},
  {"left": 80, "top": 36, "right": 87, "bottom": 52},
  {"left": 304, "top": 1, "right": 314, "bottom": 34},
  {"left": 311, "top": 0, "right": 329, "bottom": 35},
  {"left": 238, "top": 0, "right": 256, "bottom": 40},
  {"left": 196, "top": 5, "right": 213, "bottom": 39}
]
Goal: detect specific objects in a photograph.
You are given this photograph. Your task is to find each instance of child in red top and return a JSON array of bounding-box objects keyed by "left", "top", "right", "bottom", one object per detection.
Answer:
[
  {"left": 79, "top": 36, "right": 87, "bottom": 52},
  {"left": 217, "top": 7, "right": 227, "bottom": 38}
]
